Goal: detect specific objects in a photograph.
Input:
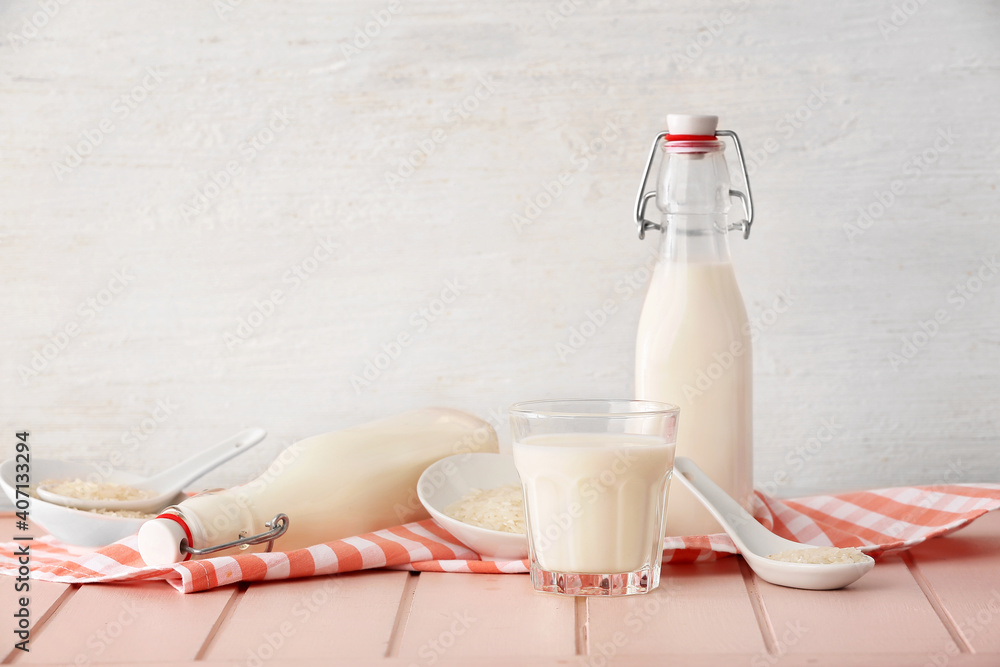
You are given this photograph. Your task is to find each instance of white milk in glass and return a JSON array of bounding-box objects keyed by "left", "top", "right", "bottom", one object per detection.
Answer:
[{"left": 513, "top": 433, "right": 675, "bottom": 574}]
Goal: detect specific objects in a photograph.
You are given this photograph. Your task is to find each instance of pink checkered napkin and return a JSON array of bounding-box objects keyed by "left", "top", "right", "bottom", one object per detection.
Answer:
[{"left": 2, "top": 483, "right": 998, "bottom": 593}]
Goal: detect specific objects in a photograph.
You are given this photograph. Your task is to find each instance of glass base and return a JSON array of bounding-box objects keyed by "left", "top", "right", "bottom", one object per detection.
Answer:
[{"left": 530, "top": 562, "right": 660, "bottom": 596}]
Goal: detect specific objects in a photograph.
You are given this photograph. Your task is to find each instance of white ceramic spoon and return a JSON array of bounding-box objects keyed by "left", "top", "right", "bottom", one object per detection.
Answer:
[
  {"left": 36, "top": 428, "right": 267, "bottom": 513},
  {"left": 673, "top": 456, "right": 875, "bottom": 590}
]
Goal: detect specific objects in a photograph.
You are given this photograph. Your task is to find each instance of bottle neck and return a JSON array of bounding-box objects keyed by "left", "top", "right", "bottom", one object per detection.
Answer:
[
  {"left": 659, "top": 214, "right": 734, "bottom": 263},
  {"left": 655, "top": 143, "right": 733, "bottom": 264},
  {"left": 173, "top": 489, "right": 260, "bottom": 552}
]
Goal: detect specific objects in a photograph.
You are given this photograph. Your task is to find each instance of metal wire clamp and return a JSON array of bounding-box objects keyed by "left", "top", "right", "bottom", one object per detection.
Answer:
[
  {"left": 181, "top": 513, "right": 290, "bottom": 557},
  {"left": 633, "top": 130, "right": 755, "bottom": 241}
]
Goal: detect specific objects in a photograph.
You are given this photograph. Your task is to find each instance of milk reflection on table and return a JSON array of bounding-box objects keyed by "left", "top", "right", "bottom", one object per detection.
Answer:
[{"left": 513, "top": 433, "right": 675, "bottom": 574}]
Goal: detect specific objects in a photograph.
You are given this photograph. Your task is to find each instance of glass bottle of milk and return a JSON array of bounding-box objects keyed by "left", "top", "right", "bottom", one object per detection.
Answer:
[{"left": 633, "top": 114, "right": 756, "bottom": 536}]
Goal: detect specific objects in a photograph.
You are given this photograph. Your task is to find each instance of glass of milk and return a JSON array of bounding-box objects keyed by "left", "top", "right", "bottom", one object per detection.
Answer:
[{"left": 510, "top": 399, "right": 679, "bottom": 596}]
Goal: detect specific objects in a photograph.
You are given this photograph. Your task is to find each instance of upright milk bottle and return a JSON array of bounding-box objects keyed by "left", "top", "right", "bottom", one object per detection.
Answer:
[{"left": 633, "top": 114, "right": 756, "bottom": 536}]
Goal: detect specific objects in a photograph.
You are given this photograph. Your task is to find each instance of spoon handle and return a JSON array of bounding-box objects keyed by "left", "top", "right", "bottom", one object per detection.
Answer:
[
  {"left": 146, "top": 428, "right": 267, "bottom": 492},
  {"left": 673, "top": 456, "right": 776, "bottom": 555}
]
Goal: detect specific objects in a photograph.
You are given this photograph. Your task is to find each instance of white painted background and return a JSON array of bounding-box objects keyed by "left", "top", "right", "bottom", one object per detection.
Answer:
[{"left": 2, "top": 0, "right": 998, "bottom": 507}]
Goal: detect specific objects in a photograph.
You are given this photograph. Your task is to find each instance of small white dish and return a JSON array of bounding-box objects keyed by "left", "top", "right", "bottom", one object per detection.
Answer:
[
  {"left": 0, "top": 458, "right": 186, "bottom": 547},
  {"left": 417, "top": 452, "right": 528, "bottom": 560}
]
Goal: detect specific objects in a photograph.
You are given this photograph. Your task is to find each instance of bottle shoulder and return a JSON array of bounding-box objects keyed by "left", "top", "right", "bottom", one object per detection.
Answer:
[{"left": 640, "top": 262, "right": 749, "bottom": 319}]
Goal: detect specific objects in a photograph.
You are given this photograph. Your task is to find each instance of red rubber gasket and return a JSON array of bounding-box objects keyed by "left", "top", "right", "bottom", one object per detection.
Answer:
[{"left": 665, "top": 134, "right": 718, "bottom": 141}]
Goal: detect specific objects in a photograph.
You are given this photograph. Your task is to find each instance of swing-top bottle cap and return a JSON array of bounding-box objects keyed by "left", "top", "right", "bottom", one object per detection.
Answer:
[
  {"left": 666, "top": 114, "right": 718, "bottom": 138},
  {"left": 138, "top": 515, "right": 190, "bottom": 566}
]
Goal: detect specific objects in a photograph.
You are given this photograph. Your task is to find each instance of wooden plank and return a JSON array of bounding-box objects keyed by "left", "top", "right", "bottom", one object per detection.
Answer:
[
  {"left": 0, "top": 581, "right": 73, "bottom": 664},
  {"left": 753, "top": 553, "right": 954, "bottom": 655},
  {"left": 10, "top": 655, "right": 1000, "bottom": 667},
  {"left": 397, "top": 572, "right": 576, "bottom": 660},
  {"left": 203, "top": 571, "right": 410, "bottom": 661},
  {"left": 2, "top": 518, "right": 997, "bottom": 666},
  {"left": 14, "top": 582, "right": 233, "bottom": 665},
  {"left": 587, "top": 559, "right": 769, "bottom": 656},
  {"left": 0, "top": 515, "right": 75, "bottom": 664},
  {"left": 907, "top": 510, "right": 1000, "bottom": 654}
]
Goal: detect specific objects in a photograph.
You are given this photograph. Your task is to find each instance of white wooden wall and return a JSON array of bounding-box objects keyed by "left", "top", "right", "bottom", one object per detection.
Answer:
[{"left": 2, "top": 0, "right": 997, "bottom": 506}]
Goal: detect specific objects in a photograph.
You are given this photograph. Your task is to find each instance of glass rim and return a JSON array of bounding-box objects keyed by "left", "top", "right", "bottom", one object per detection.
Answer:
[{"left": 508, "top": 398, "right": 679, "bottom": 419}]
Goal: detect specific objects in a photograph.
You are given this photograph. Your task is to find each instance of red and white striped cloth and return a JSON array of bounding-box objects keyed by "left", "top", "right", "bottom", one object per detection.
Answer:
[{"left": 2, "top": 483, "right": 998, "bottom": 594}]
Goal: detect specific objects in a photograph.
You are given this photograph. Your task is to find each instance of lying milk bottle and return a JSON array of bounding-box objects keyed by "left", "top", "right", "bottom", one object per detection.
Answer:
[
  {"left": 633, "top": 114, "right": 756, "bottom": 536},
  {"left": 137, "top": 408, "right": 499, "bottom": 565}
]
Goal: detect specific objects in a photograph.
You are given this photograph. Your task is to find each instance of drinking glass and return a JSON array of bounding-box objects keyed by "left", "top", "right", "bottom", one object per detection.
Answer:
[{"left": 510, "top": 399, "right": 679, "bottom": 596}]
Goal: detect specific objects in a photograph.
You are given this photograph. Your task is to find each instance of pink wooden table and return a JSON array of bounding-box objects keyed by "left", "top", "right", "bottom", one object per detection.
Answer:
[{"left": 3, "top": 512, "right": 1000, "bottom": 666}]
